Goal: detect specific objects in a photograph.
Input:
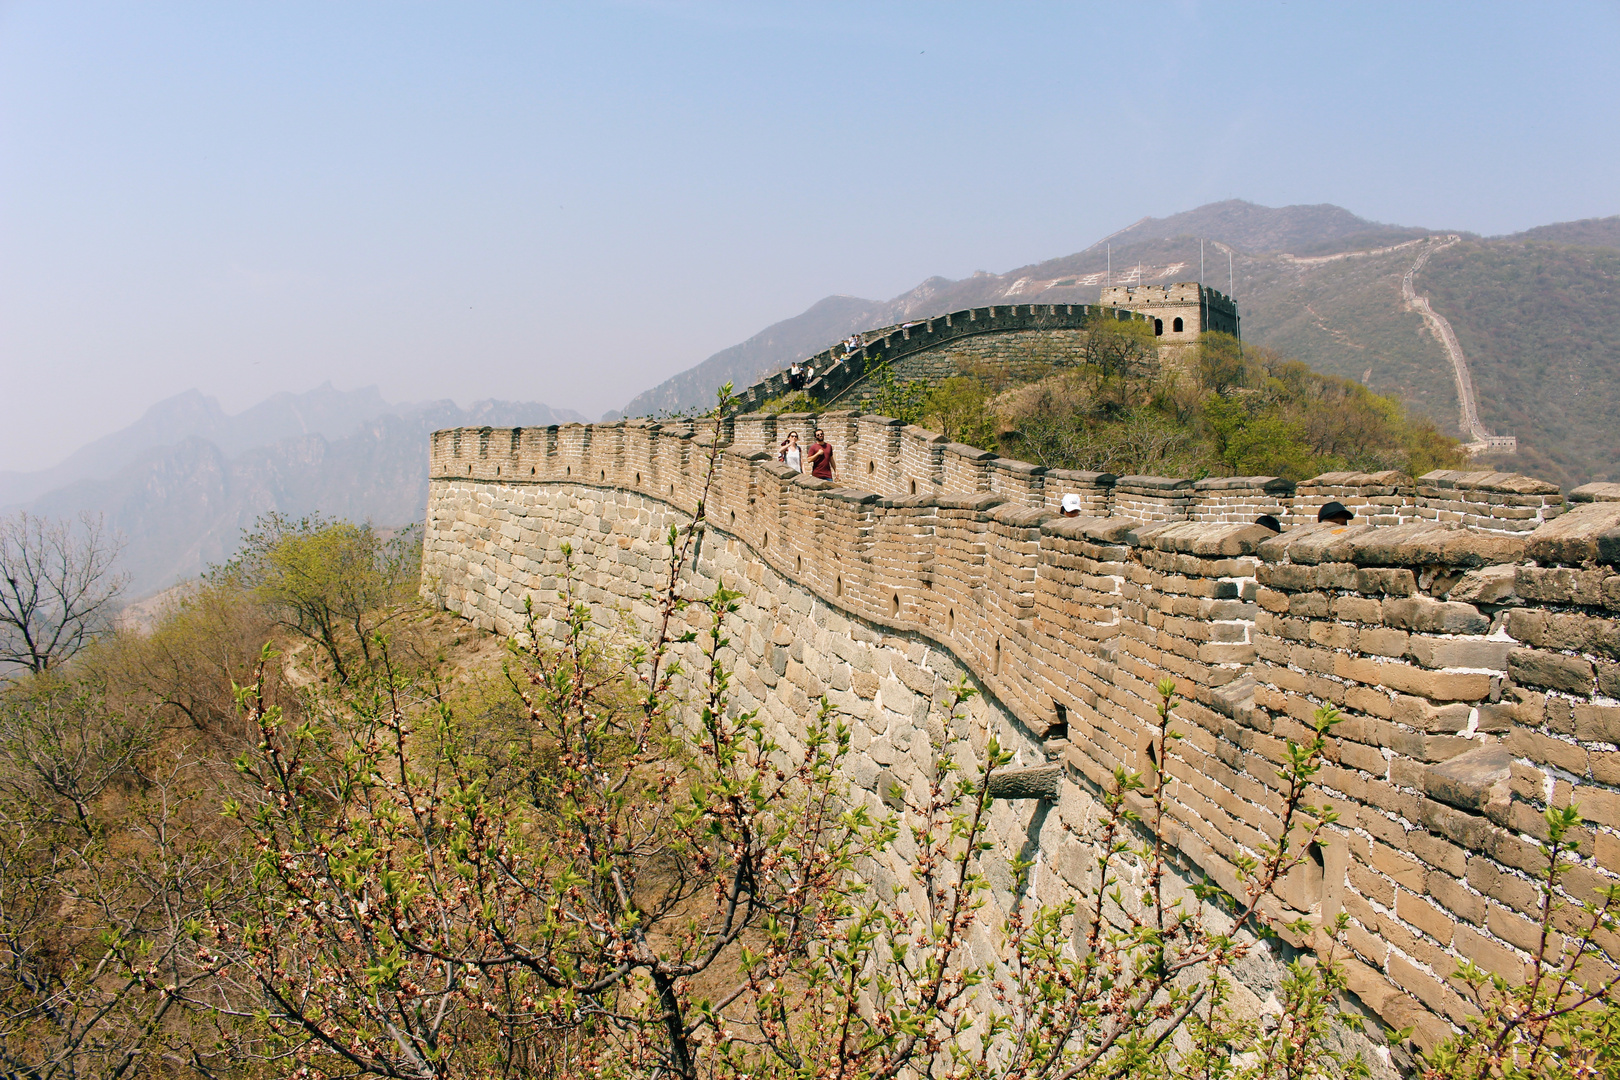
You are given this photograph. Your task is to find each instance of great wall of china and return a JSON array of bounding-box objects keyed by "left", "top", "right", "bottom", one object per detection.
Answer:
[{"left": 421, "top": 407, "right": 1620, "bottom": 1065}]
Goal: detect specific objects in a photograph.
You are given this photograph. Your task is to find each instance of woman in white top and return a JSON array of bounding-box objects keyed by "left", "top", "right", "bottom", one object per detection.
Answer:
[{"left": 779, "top": 431, "right": 802, "bottom": 473}]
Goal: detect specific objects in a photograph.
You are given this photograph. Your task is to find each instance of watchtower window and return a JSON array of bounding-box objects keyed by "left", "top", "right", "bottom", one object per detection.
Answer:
[
  {"left": 1153, "top": 318, "right": 1164, "bottom": 336},
  {"left": 1173, "top": 316, "right": 1184, "bottom": 333}
]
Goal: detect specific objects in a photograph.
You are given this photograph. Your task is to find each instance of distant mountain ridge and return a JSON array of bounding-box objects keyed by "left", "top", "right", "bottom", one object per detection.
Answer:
[
  {"left": 617, "top": 200, "right": 1439, "bottom": 417},
  {"left": 7, "top": 386, "right": 583, "bottom": 597},
  {"left": 0, "top": 383, "right": 399, "bottom": 507},
  {"left": 617, "top": 200, "right": 1620, "bottom": 490}
]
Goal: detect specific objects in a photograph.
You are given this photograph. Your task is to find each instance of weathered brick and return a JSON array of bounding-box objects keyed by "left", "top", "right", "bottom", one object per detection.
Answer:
[
  {"left": 1371, "top": 841, "right": 1427, "bottom": 891},
  {"left": 1426, "top": 870, "right": 1486, "bottom": 925},
  {"left": 1508, "top": 649, "right": 1596, "bottom": 695},
  {"left": 1396, "top": 889, "right": 1457, "bottom": 945},
  {"left": 1383, "top": 597, "right": 1490, "bottom": 635}
]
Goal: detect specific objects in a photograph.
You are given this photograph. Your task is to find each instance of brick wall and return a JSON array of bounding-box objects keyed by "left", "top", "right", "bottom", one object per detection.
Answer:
[{"left": 423, "top": 417, "right": 1619, "bottom": 1056}]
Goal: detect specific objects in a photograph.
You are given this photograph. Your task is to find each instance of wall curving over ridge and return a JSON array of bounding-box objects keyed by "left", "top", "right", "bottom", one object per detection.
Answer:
[{"left": 422, "top": 414, "right": 1620, "bottom": 1058}]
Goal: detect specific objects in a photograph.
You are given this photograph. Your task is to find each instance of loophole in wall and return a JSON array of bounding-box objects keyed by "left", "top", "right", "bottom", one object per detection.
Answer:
[
  {"left": 909, "top": 479, "right": 917, "bottom": 495},
  {"left": 795, "top": 554, "right": 803, "bottom": 575},
  {"left": 868, "top": 461, "right": 875, "bottom": 474},
  {"left": 1300, "top": 843, "right": 1326, "bottom": 909},
  {"left": 495, "top": 466, "right": 500, "bottom": 476},
  {"left": 600, "top": 469, "right": 605, "bottom": 480},
  {"left": 566, "top": 466, "right": 571, "bottom": 476},
  {"left": 835, "top": 576, "right": 843, "bottom": 597},
  {"left": 530, "top": 466, "right": 536, "bottom": 475},
  {"left": 635, "top": 472, "right": 642, "bottom": 484},
  {"left": 993, "top": 638, "right": 1001, "bottom": 675},
  {"left": 947, "top": 607, "right": 955, "bottom": 633},
  {"left": 890, "top": 593, "right": 900, "bottom": 617}
]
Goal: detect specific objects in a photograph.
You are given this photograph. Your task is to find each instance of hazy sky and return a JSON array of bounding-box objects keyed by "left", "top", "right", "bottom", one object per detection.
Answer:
[{"left": 2, "top": 1, "right": 1616, "bottom": 471}]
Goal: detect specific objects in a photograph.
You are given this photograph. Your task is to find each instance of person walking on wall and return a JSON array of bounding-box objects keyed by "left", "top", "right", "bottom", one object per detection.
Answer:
[
  {"left": 808, "top": 428, "right": 837, "bottom": 482},
  {"left": 779, "top": 431, "right": 802, "bottom": 474}
]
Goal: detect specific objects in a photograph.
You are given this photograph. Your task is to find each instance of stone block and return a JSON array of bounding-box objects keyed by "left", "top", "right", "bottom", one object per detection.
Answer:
[
  {"left": 1525, "top": 501, "right": 1620, "bottom": 566},
  {"left": 1447, "top": 564, "right": 1520, "bottom": 606},
  {"left": 1424, "top": 744, "right": 1511, "bottom": 813},
  {"left": 1382, "top": 597, "right": 1490, "bottom": 635}
]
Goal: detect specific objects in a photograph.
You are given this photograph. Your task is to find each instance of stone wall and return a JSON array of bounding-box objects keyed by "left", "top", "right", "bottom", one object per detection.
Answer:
[{"left": 423, "top": 416, "right": 1620, "bottom": 1059}]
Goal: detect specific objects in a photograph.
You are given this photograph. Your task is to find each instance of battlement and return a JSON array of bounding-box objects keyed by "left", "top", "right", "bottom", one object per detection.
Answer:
[
  {"left": 423, "top": 415, "right": 1619, "bottom": 1054},
  {"left": 729, "top": 302, "right": 1147, "bottom": 413}
]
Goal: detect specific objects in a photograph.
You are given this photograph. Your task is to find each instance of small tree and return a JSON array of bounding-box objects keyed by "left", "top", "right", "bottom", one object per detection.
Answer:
[
  {"left": 924, "top": 376, "right": 999, "bottom": 449},
  {"left": 0, "top": 673, "right": 240, "bottom": 1077},
  {"left": 1077, "top": 314, "right": 1159, "bottom": 404},
  {"left": 1421, "top": 803, "right": 1620, "bottom": 1080},
  {"left": 0, "top": 511, "right": 127, "bottom": 674},
  {"left": 211, "top": 513, "right": 419, "bottom": 683},
  {"left": 865, "top": 360, "right": 931, "bottom": 425}
]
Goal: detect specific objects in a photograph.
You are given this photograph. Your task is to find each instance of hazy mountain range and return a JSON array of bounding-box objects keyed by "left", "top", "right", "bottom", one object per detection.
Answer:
[
  {"left": 618, "top": 200, "right": 1620, "bottom": 492},
  {"left": 1, "top": 386, "right": 582, "bottom": 597}
]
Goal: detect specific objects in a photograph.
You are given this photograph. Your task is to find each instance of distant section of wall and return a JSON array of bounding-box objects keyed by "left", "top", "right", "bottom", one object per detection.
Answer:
[
  {"left": 729, "top": 303, "right": 1147, "bottom": 414},
  {"left": 839, "top": 328, "right": 1093, "bottom": 410},
  {"left": 424, "top": 415, "right": 1620, "bottom": 1057}
]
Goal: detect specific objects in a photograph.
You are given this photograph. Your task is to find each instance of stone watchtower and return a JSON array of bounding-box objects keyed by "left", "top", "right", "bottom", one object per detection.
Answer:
[{"left": 1099, "top": 282, "right": 1239, "bottom": 344}]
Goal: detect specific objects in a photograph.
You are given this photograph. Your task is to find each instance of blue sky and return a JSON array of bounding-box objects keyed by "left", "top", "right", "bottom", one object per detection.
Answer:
[{"left": 1, "top": 1, "right": 1616, "bottom": 470}]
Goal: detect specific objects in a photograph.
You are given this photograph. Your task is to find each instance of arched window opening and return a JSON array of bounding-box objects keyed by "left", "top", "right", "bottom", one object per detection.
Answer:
[
  {"left": 1153, "top": 318, "right": 1164, "bottom": 336},
  {"left": 1173, "top": 316, "right": 1185, "bottom": 333}
]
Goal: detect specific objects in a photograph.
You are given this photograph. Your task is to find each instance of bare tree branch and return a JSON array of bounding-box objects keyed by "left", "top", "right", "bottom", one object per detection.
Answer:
[{"left": 0, "top": 512, "right": 127, "bottom": 674}]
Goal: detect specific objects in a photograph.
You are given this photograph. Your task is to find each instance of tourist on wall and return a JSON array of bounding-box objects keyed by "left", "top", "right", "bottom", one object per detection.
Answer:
[
  {"left": 1060, "top": 494, "right": 1084, "bottom": 518},
  {"left": 808, "top": 429, "right": 837, "bottom": 482},
  {"left": 779, "top": 431, "right": 802, "bottom": 473},
  {"left": 1255, "top": 514, "right": 1282, "bottom": 532},
  {"left": 1316, "top": 501, "right": 1354, "bottom": 526}
]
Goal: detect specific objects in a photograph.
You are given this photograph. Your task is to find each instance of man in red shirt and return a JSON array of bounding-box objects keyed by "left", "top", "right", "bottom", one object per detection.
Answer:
[{"left": 807, "top": 428, "right": 838, "bottom": 481}]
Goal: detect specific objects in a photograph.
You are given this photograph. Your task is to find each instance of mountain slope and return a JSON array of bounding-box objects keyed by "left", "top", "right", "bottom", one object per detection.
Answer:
[
  {"left": 1421, "top": 238, "right": 1620, "bottom": 488},
  {"left": 1104, "top": 199, "right": 1437, "bottom": 256}
]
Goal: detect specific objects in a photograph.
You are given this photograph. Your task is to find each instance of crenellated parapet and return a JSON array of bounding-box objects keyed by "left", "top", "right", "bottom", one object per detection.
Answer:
[
  {"left": 431, "top": 414, "right": 1573, "bottom": 536},
  {"left": 424, "top": 415, "right": 1619, "bottom": 1054}
]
